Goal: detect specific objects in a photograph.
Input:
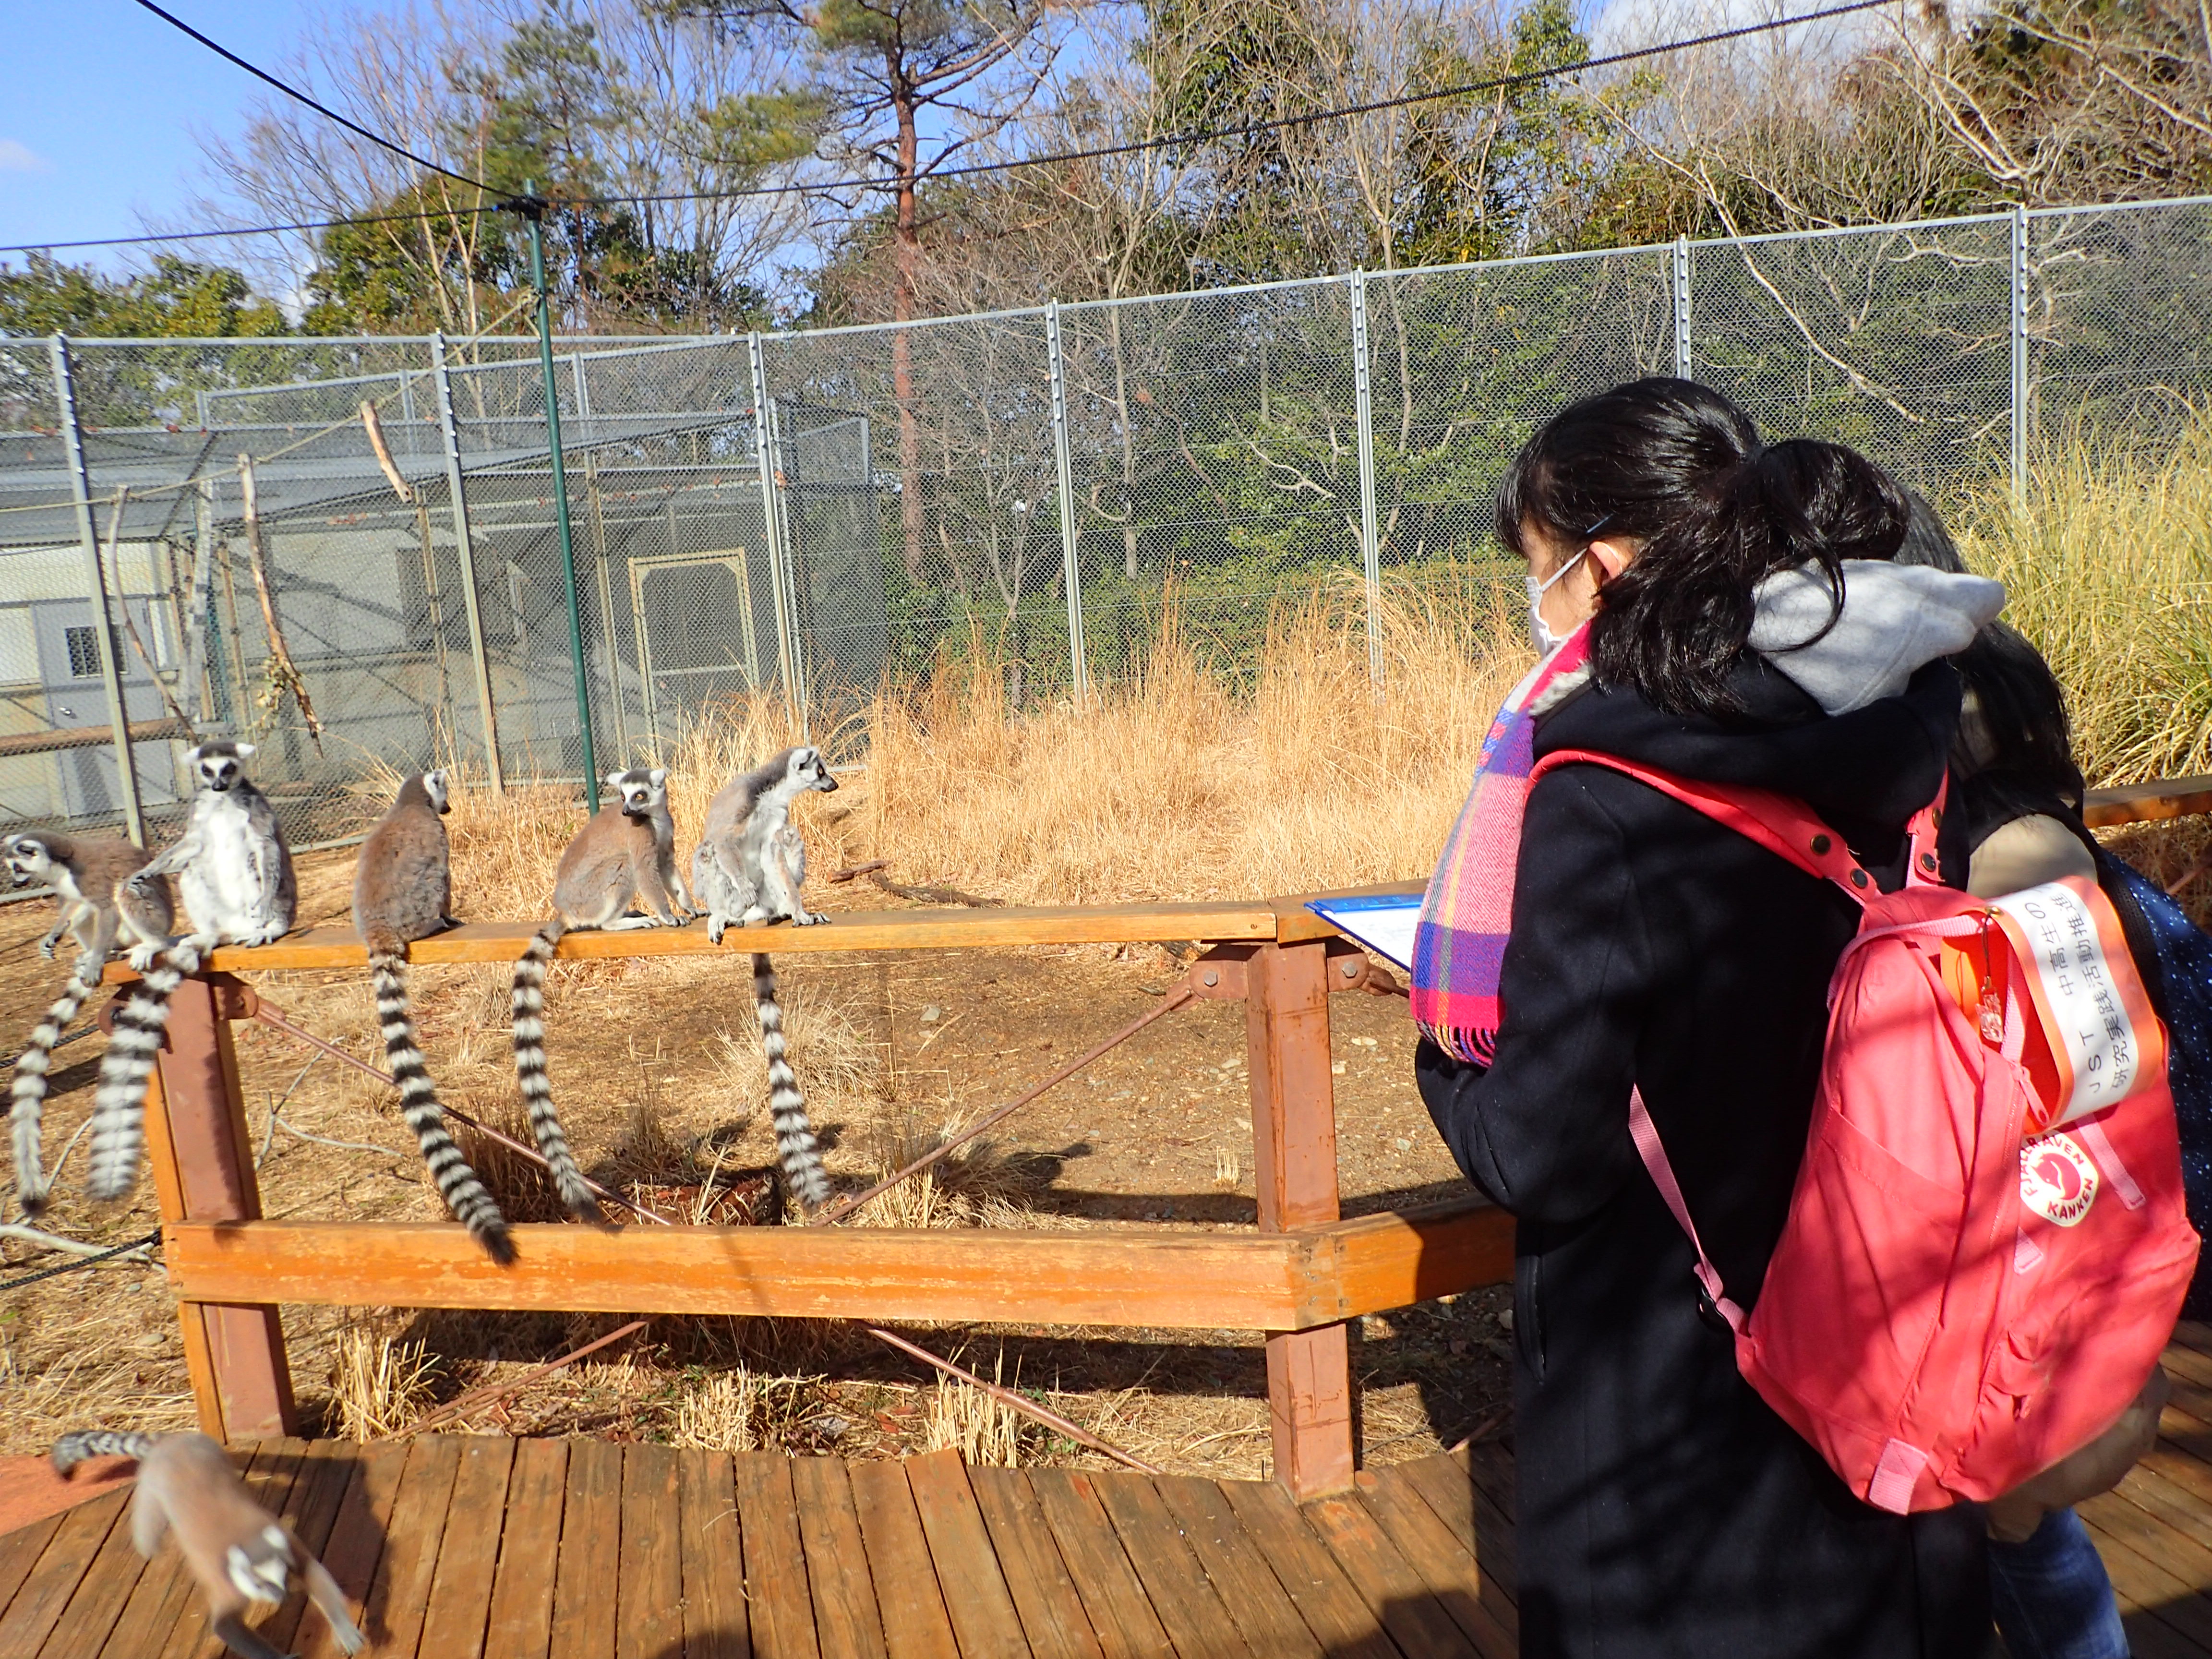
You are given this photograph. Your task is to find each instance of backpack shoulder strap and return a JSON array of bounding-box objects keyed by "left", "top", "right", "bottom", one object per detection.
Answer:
[{"left": 1530, "top": 747, "right": 1883, "bottom": 906}]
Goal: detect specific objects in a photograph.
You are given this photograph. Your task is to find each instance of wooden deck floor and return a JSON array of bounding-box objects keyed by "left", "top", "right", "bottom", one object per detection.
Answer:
[{"left": 4, "top": 1326, "right": 2211, "bottom": 1658}]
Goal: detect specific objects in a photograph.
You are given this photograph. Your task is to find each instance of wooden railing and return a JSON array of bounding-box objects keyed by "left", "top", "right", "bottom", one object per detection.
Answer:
[
  {"left": 99, "top": 772, "right": 2212, "bottom": 1500},
  {"left": 110, "top": 889, "right": 1502, "bottom": 1501}
]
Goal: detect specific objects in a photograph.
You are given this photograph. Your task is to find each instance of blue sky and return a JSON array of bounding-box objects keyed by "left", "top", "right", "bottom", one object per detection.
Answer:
[{"left": 0, "top": 0, "right": 406, "bottom": 272}]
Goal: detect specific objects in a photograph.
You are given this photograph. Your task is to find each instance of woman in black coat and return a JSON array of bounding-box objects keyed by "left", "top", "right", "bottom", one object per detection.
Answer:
[{"left": 1417, "top": 382, "right": 2000, "bottom": 1657}]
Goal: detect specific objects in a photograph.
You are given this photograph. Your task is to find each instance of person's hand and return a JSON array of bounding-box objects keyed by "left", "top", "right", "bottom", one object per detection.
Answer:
[{"left": 1986, "top": 1367, "right": 2170, "bottom": 1543}]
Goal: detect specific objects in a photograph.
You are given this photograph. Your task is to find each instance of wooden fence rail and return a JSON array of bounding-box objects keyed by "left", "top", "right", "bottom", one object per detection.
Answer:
[
  {"left": 90, "top": 772, "right": 2212, "bottom": 1500},
  {"left": 105, "top": 893, "right": 1502, "bottom": 1501}
]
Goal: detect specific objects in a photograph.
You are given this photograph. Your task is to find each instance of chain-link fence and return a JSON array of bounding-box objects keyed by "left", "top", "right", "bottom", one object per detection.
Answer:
[{"left": 1, "top": 193, "right": 2208, "bottom": 844}]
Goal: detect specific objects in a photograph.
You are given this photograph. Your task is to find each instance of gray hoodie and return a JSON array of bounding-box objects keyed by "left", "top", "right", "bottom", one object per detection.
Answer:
[{"left": 1750, "top": 559, "right": 2007, "bottom": 716}]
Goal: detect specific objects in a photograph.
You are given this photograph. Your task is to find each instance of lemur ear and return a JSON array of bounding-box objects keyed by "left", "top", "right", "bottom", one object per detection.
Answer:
[
  {"left": 603, "top": 771, "right": 626, "bottom": 791},
  {"left": 649, "top": 768, "right": 667, "bottom": 787},
  {"left": 183, "top": 745, "right": 204, "bottom": 768},
  {"left": 233, "top": 743, "right": 256, "bottom": 760}
]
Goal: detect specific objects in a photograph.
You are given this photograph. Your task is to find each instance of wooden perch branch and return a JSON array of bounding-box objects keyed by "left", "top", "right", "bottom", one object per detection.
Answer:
[
  {"left": 236, "top": 455, "right": 323, "bottom": 751},
  {"left": 360, "top": 400, "right": 414, "bottom": 504}
]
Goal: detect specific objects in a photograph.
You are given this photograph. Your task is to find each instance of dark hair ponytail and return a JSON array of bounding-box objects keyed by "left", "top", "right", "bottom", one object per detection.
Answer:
[{"left": 1498, "top": 380, "right": 1909, "bottom": 717}]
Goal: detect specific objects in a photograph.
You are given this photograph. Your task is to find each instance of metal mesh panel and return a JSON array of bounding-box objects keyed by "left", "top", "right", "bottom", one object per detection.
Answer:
[
  {"left": 2029, "top": 198, "right": 2212, "bottom": 449},
  {"left": 1365, "top": 251, "right": 1674, "bottom": 596},
  {"left": 1690, "top": 217, "right": 2015, "bottom": 502},
  {"left": 1059, "top": 278, "right": 1361, "bottom": 690},
  {"left": 0, "top": 195, "right": 2206, "bottom": 841}
]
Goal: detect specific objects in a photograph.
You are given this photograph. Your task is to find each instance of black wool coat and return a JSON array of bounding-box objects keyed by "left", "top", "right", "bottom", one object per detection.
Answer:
[{"left": 1416, "top": 657, "right": 1994, "bottom": 1659}]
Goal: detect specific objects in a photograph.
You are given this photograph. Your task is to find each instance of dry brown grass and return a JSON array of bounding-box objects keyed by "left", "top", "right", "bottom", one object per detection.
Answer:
[
  {"left": 922, "top": 1350, "right": 1026, "bottom": 1466},
  {"left": 329, "top": 1326, "right": 440, "bottom": 1440}
]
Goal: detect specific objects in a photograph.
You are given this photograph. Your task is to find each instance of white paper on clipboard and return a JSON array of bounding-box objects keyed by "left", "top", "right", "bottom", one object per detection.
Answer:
[{"left": 1304, "top": 893, "right": 1423, "bottom": 971}]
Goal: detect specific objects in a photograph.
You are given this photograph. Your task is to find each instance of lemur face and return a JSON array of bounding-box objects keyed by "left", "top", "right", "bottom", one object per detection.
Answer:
[
  {"left": 607, "top": 768, "right": 665, "bottom": 817},
  {"left": 223, "top": 1527, "right": 295, "bottom": 1605},
  {"left": 4, "top": 834, "right": 54, "bottom": 887},
  {"left": 187, "top": 742, "right": 254, "bottom": 794},
  {"left": 422, "top": 769, "right": 452, "bottom": 815},
  {"left": 791, "top": 747, "right": 838, "bottom": 794}
]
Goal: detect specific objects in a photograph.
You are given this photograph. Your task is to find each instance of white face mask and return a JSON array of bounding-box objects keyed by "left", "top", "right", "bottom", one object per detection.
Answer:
[{"left": 1525, "top": 547, "right": 1589, "bottom": 655}]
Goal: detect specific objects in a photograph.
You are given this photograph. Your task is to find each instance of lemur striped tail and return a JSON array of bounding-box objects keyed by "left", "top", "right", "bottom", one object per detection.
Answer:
[
  {"left": 369, "top": 947, "right": 515, "bottom": 1265},
  {"left": 511, "top": 921, "right": 600, "bottom": 1221},
  {"left": 11, "top": 964, "right": 99, "bottom": 1216},
  {"left": 754, "top": 953, "right": 829, "bottom": 1213},
  {"left": 87, "top": 938, "right": 208, "bottom": 1202},
  {"left": 52, "top": 1429, "right": 154, "bottom": 1475}
]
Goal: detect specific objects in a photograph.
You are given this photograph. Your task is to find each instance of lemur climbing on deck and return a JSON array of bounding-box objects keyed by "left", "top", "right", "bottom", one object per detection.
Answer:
[
  {"left": 691, "top": 746, "right": 839, "bottom": 1213},
  {"left": 5, "top": 831, "right": 175, "bottom": 1214},
  {"left": 87, "top": 741, "right": 296, "bottom": 1203},
  {"left": 53, "top": 1431, "right": 364, "bottom": 1659},
  {"left": 512, "top": 768, "right": 694, "bottom": 1221},
  {"left": 353, "top": 769, "right": 515, "bottom": 1264}
]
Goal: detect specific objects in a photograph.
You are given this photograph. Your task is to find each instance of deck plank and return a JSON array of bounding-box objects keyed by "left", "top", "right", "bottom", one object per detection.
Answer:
[
  {"left": 790, "top": 1458, "right": 889, "bottom": 1659},
  {"left": 36, "top": 1481, "right": 153, "bottom": 1659},
  {"left": 0, "top": 1489, "right": 128, "bottom": 1658},
  {"left": 549, "top": 1437, "right": 623, "bottom": 1659},
  {"left": 1303, "top": 1491, "right": 1479, "bottom": 1659},
  {"left": 254, "top": 1440, "right": 362, "bottom": 1656},
  {"left": 903, "top": 1452, "right": 1030, "bottom": 1659},
  {"left": 1023, "top": 1467, "right": 1174, "bottom": 1659},
  {"left": 619, "top": 1443, "right": 686, "bottom": 1659},
  {"left": 364, "top": 1434, "right": 466, "bottom": 1659},
  {"left": 1089, "top": 1475, "right": 1253, "bottom": 1659},
  {"left": 297, "top": 1438, "right": 408, "bottom": 1659},
  {"left": 1357, "top": 1467, "right": 1516, "bottom": 1657},
  {"left": 846, "top": 1459, "right": 958, "bottom": 1659},
  {"left": 1394, "top": 1450, "right": 1517, "bottom": 1598},
  {"left": 0, "top": 1515, "right": 67, "bottom": 1628},
  {"left": 966, "top": 1469, "right": 1105, "bottom": 1659},
  {"left": 1213, "top": 1479, "right": 1398, "bottom": 1659},
  {"left": 422, "top": 1436, "right": 518, "bottom": 1659},
  {"left": 732, "top": 1453, "right": 819, "bottom": 1659},
  {"left": 2080, "top": 1503, "right": 2212, "bottom": 1654},
  {"left": 677, "top": 1449, "right": 748, "bottom": 1659},
  {"left": 1149, "top": 1476, "right": 1322, "bottom": 1659},
  {"left": 484, "top": 1437, "right": 569, "bottom": 1659}
]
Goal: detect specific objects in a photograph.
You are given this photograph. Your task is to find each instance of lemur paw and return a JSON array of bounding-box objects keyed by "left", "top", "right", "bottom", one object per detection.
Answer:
[
  {"left": 126, "top": 942, "right": 164, "bottom": 972},
  {"left": 38, "top": 939, "right": 57, "bottom": 960},
  {"left": 239, "top": 926, "right": 286, "bottom": 948},
  {"left": 706, "top": 916, "right": 728, "bottom": 945},
  {"left": 793, "top": 909, "right": 830, "bottom": 927}
]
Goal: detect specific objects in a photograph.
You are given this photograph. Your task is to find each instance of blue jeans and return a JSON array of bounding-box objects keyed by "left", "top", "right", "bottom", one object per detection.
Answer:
[{"left": 1988, "top": 1508, "right": 2129, "bottom": 1659}]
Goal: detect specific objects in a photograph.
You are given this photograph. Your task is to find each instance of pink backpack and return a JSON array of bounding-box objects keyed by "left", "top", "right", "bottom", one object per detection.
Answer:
[{"left": 1531, "top": 749, "right": 2200, "bottom": 1513}]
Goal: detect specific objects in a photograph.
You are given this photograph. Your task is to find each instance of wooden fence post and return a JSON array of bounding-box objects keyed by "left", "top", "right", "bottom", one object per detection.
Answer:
[
  {"left": 143, "top": 972, "right": 296, "bottom": 1442},
  {"left": 1244, "top": 938, "right": 1356, "bottom": 1498}
]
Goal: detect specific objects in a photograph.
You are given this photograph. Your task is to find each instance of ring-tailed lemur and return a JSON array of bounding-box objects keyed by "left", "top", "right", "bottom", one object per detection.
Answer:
[
  {"left": 5, "top": 831, "right": 175, "bottom": 1214},
  {"left": 691, "top": 746, "right": 839, "bottom": 1212},
  {"left": 353, "top": 769, "right": 514, "bottom": 1264},
  {"left": 53, "top": 1430, "right": 364, "bottom": 1659},
  {"left": 511, "top": 768, "right": 692, "bottom": 1221},
  {"left": 88, "top": 740, "right": 297, "bottom": 1202}
]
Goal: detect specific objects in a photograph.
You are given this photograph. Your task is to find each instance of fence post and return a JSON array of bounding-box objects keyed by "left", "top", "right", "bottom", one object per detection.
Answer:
[
  {"left": 430, "top": 333, "right": 505, "bottom": 796},
  {"left": 1045, "top": 302, "right": 1090, "bottom": 709},
  {"left": 139, "top": 973, "right": 297, "bottom": 1442},
  {"left": 523, "top": 205, "right": 601, "bottom": 808},
  {"left": 50, "top": 335, "right": 147, "bottom": 846},
  {"left": 1673, "top": 236, "right": 1694, "bottom": 380},
  {"left": 1244, "top": 939, "right": 1356, "bottom": 1498},
  {"left": 1349, "top": 271, "right": 1383, "bottom": 688},
  {"left": 2010, "top": 204, "right": 2030, "bottom": 499},
  {"left": 748, "top": 331, "right": 805, "bottom": 727}
]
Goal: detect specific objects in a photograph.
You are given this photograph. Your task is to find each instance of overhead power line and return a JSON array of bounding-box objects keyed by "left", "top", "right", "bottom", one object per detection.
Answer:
[
  {"left": 126, "top": 0, "right": 496, "bottom": 193},
  {"left": 6, "top": 0, "right": 1895, "bottom": 257}
]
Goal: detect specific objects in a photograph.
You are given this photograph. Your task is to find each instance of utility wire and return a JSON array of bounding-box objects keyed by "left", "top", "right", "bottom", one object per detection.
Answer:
[
  {"left": 126, "top": 0, "right": 497, "bottom": 194},
  {"left": 9, "top": 0, "right": 1893, "bottom": 257}
]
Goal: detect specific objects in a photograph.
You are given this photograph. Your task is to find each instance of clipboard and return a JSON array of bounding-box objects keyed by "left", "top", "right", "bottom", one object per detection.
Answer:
[{"left": 1303, "top": 892, "right": 1423, "bottom": 972}]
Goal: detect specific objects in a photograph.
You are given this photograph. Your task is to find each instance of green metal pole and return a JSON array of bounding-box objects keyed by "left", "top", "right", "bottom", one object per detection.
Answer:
[{"left": 523, "top": 198, "right": 600, "bottom": 809}]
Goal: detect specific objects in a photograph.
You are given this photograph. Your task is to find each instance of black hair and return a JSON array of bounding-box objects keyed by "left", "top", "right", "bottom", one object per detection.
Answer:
[
  {"left": 1497, "top": 379, "right": 1909, "bottom": 718},
  {"left": 1892, "top": 492, "right": 2084, "bottom": 803}
]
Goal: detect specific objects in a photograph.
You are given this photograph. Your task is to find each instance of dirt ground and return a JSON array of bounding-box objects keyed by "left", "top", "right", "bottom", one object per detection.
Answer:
[{"left": 0, "top": 844, "right": 1514, "bottom": 1480}]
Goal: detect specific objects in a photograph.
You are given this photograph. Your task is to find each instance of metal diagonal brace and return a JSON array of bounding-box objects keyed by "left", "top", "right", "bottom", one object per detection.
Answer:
[{"left": 812, "top": 976, "right": 1200, "bottom": 1226}]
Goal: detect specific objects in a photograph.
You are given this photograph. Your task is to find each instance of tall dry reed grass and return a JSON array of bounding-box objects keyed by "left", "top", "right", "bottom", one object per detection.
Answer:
[{"left": 1959, "top": 418, "right": 2212, "bottom": 786}]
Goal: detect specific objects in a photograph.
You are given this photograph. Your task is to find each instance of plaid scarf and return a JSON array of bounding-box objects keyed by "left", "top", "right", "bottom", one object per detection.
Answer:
[{"left": 1411, "top": 624, "right": 1592, "bottom": 1064}]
